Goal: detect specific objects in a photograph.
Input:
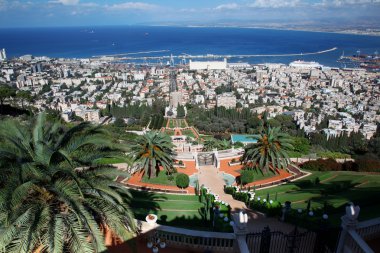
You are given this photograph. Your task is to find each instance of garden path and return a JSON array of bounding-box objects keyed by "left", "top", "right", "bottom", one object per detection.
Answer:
[{"left": 198, "top": 165, "right": 295, "bottom": 233}]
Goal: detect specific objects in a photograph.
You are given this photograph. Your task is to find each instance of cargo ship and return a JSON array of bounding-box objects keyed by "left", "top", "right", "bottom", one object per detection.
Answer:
[{"left": 338, "top": 50, "right": 380, "bottom": 72}]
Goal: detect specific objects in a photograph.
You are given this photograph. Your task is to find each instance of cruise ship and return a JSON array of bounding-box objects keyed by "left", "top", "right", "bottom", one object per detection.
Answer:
[{"left": 289, "top": 60, "right": 322, "bottom": 69}]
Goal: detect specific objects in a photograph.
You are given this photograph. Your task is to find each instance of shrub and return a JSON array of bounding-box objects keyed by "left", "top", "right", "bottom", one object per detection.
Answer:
[
  {"left": 114, "top": 118, "right": 126, "bottom": 127},
  {"left": 249, "top": 200, "right": 282, "bottom": 217},
  {"left": 231, "top": 158, "right": 236, "bottom": 163},
  {"left": 167, "top": 175, "right": 174, "bottom": 181},
  {"left": 240, "top": 170, "right": 255, "bottom": 185},
  {"left": 301, "top": 159, "right": 341, "bottom": 171},
  {"left": 178, "top": 160, "right": 184, "bottom": 165},
  {"left": 356, "top": 159, "right": 380, "bottom": 172},
  {"left": 342, "top": 161, "right": 359, "bottom": 171},
  {"left": 301, "top": 160, "right": 322, "bottom": 171},
  {"left": 176, "top": 173, "right": 190, "bottom": 188},
  {"left": 317, "top": 151, "right": 350, "bottom": 159},
  {"left": 224, "top": 186, "right": 236, "bottom": 195}
]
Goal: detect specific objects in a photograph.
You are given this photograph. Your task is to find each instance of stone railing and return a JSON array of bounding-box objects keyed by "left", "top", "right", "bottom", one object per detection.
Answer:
[
  {"left": 336, "top": 205, "right": 378, "bottom": 253},
  {"left": 344, "top": 230, "right": 374, "bottom": 253},
  {"left": 290, "top": 157, "right": 354, "bottom": 163},
  {"left": 138, "top": 220, "right": 236, "bottom": 252},
  {"left": 356, "top": 217, "right": 380, "bottom": 241}
]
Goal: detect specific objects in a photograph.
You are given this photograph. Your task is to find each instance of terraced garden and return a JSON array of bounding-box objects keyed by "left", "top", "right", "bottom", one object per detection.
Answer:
[
  {"left": 141, "top": 170, "right": 177, "bottom": 186},
  {"left": 167, "top": 118, "right": 188, "bottom": 128},
  {"left": 254, "top": 171, "right": 380, "bottom": 225},
  {"left": 237, "top": 169, "right": 277, "bottom": 183},
  {"left": 128, "top": 190, "right": 231, "bottom": 230},
  {"left": 181, "top": 129, "right": 197, "bottom": 138}
]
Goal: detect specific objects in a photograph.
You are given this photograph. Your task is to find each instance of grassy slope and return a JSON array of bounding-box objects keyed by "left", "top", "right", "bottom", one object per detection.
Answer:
[
  {"left": 141, "top": 171, "right": 177, "bottom": 186},
  {"left": 129, "top": 190, "right": 206, "bottom": 229},
  {"left": 182, "top": 129, "right": 195, "bottom": 138},
  {"left": 254, "top": 171, "right": 380, "bottom": 225}
]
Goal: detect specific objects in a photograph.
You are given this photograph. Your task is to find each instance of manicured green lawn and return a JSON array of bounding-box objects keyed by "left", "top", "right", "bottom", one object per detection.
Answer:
[
  {"left": 95, "top": 157, "right": 129, "bottom": 164},
  {"left": 179, "top": 119, "right": 187, "bottom": 128},
  {"left": 141, "top": 171, "right": 177, "bottom": 186},
  {"left": 168, "top": 119, "right": 176, "bottom": 128},
  {"left": 128, "top": 190, "right": 232, "bottom": 231},
  {"left": 128, "top": 190, "right": 206, "bottom": 229},
  {"left": 182, "top": 129, "right": 196, "bottom": 138},
  {"left": 254, "top": 171, "right": 380, "bottom": 226},
  {"left": 238, "top": 169, "right": 276, "bottom": 182},
  {"left": 163, "top": 129, "right": 175, "bottom": 136}
]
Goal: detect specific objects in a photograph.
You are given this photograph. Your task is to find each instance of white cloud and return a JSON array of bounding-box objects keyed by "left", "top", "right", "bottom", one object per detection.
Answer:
[
  {"left": 81, "top": 2, "right": 98, "bottom": 7},
  {"left": 106, "top": 2, "right": 157, "bottom": 11},
  {"left": 248, "top": 0, "right": 300, "bottom": 8},
  {"left": 49, "top": 0, "right": 80, "bottom": 6},
  {"left": 0, "top": 0, "right": 6, "bottom": 11},
  {"left": 215, "top": 3, "right": 240, "bottom": 10},
  {"left": 315, "top": 0, "right": 380, "bottom": 7}
]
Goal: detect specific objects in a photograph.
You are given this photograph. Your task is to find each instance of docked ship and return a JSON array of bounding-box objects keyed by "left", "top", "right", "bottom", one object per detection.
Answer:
[
  {"left": 337, "top": 50, "right": 380, "bottom": 72},
  {"left": 289, "top": 60, "right": 322, "bottom": 69}
]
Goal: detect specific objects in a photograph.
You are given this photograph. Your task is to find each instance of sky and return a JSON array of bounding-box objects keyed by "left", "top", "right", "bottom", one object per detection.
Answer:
[{"left": 0, "top": 0, "right": 380, "bottom": 28}]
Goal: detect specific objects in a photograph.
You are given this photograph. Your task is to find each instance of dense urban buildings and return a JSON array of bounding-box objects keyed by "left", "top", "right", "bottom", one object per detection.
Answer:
[{"left": 1, "top": 56, "right": 378, "bottom": 140}]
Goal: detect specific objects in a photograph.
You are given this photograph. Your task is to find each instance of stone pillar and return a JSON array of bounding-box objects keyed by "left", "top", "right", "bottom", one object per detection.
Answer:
[
  {"left": 213, "top": 148, "right": 220, "bottom": 169},
  {"left": 336, "top": 203, "right": 360, "bottom": 253},
  {"left": 232, "top": 212, "right": 250, "bottom": 253},
  {"left": 193, "top": 152, "right": 199, "bottom": 170}
]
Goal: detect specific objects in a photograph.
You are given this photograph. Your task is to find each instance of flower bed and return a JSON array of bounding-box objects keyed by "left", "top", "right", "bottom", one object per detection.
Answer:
[{"left": 224, "top": 185, "right": 282, "bottom": 217}]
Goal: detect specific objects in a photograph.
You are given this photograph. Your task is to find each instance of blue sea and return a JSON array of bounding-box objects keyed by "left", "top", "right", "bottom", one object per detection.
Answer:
[{"left": 0, "top": 26, "right": 380, "bottom": 67}]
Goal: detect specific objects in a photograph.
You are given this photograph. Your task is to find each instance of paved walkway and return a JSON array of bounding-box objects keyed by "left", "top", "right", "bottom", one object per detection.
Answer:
[{"left": 198, "top": 165, "right": 295, "bottom": 233}]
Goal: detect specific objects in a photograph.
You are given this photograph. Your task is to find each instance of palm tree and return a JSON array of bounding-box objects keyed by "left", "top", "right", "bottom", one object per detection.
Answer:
[
  {"left": 241, "top": 127, "right": 294, "bottom": 174},
  {"left": 130, "top": 132, "right": 174, "bottom": 178},
  {"left": 218, "top": 139, "right": 231, "bottom": 150},
  {"left": 0, "top": 113, "right": 136, "bottom": 253},
  {"left": 202, "top": 138, "right": 219, "bottom": 152}
]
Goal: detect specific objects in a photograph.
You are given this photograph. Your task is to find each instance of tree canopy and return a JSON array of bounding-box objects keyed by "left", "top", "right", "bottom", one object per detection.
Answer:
[
  {"left": 241, "top": 127, "right": 294, "bottom": 173},
  {"left": 0, "top": 113, "right": 136, "bottom": 253}
]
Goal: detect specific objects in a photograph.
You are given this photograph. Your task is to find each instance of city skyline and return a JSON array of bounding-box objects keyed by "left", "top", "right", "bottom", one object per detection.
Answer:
[{"left": 1, "top": 0, "right": 380, "bottom": 28}]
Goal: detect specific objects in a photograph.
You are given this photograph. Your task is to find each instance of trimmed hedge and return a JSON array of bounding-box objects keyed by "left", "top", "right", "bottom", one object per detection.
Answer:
[
  {"left": 301, "top": 159, "right": 380, "bottom": 172},
  {"left": 240, "top": 169, "right": 255, "bottom": 185},
  {"left": 176, "top": 173, "right": 190, "bottom": 188},
  {"left": 224, "top": 186, "right": 281, "bottom": 217}
]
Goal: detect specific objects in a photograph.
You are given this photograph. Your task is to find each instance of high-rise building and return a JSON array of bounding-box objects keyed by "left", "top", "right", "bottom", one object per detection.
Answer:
[{"left": 0, "top": 49, "right": 6, "bottom": 61}]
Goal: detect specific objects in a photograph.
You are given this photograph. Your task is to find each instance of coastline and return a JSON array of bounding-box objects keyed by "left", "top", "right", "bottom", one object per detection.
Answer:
[
  {"left": 181, "top": 25, "right": 380, "bottom": 37},
  {"left": 1, "top": 24, "right": 379, "bottom": 37}
]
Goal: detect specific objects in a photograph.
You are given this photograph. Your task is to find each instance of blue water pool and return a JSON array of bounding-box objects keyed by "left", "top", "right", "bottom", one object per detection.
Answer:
[
  {"left": 231, "top": 134, "right": 258, "bottom": 144},
  {"left": 222, "top": 173, "right": 236, "bottom": 186},
  {"left": 189, "top": 174, "right": 199, "bottom": 187}
]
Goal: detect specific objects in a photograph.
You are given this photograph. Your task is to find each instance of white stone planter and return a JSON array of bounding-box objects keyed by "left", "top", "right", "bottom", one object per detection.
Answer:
[
  {"left": 146, "top": 214, "right": 158, "bottom": 224},
  {"left": 228, "top": 161, "right": 241, "bottom": 166}
]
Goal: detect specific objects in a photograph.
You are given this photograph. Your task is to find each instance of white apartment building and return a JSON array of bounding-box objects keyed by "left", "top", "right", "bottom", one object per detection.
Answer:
[
  {"left": 217, "top": 93, "right": 236, "bottom": 109},
  {"left": 0, "top": 49, "right": 6, "bottom": 61},
  {"left": 189, "top": 59, "right": 227, "bottom": 70}
]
